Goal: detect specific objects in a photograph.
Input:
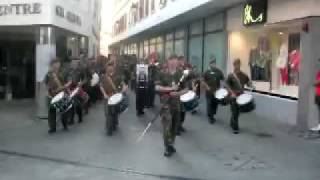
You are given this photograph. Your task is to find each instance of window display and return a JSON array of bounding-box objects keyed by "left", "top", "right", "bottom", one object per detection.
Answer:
[{"left": 229, "top": 26, "right": 301, "bottom": 98}]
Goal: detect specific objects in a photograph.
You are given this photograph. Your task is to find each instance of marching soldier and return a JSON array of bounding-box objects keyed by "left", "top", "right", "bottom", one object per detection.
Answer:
[
  {"left": 69, "top": 60, "right": 89, "bottom": 125},
  {"left": 226, "top": 59, "right": 252, "bottom": 134},
  {"left": 147, "top": 55, "right": 159, "bottom": 108},
  {"left": 202, "top": 58, "right": 225, "bottom": 124},
  {"left": 155, "top": 57, "right": 188, "bottom": 157},
  {"left": 100, "top": 62, "right": 128, "bottom": 136},
  {"left": 44, "top": 58, "right": 72, "bottom": 134}
]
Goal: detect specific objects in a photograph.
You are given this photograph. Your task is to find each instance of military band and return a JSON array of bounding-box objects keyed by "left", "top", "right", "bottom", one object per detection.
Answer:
[{"left": 45, "top": 54, "right": 255, "bottom": 157}]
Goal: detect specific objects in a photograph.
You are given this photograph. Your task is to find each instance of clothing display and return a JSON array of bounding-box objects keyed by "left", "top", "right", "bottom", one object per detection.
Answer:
[
  {"left": 289, "top": 50, "right": 301, "bottom": 85},
  {"left": 248, "top": 48, "right": 271, "bottom": 81},
  {"left": 276, "top": 44, "right": 289, "bottom": 85}
]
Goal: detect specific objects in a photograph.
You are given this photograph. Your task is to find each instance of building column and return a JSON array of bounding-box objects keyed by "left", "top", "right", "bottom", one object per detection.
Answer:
[
  {"left": 297, "top": 17, "right": 320, "bottom": 131},
  {"left": 35, "top": 26, "right": 56, "bottom": 119}
]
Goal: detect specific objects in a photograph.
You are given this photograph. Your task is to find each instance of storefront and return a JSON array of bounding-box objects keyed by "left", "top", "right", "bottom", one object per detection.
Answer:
[{"left": 227, "top": 0, "right": 320, "bottom": 129}]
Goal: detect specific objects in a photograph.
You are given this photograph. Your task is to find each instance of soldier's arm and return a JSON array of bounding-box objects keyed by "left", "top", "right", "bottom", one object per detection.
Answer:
[{"left": 99, "top": 84, "right": 108, "bottom": 99}]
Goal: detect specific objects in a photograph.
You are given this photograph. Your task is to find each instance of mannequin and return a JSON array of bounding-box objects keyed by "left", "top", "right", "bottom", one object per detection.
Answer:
[
  {"left": 289, "top": 50, "right": 301, "bottom": 85},
  {"left": 276, "top": 43, "right": 289, "bottom": 85}
]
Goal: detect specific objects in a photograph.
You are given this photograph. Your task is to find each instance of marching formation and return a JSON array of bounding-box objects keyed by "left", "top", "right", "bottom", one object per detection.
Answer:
[{"left": 45, "top": 53, "right": 255, "bottom": 158}]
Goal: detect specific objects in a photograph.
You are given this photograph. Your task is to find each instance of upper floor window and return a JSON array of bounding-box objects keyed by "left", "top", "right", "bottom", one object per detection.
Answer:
[{"left": 151, "top": 0, "right": 155, "bottom": 13}]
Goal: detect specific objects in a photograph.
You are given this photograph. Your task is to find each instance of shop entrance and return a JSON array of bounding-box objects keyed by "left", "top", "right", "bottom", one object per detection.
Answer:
[{"left": 0, "top": 41, "right": 35, "bottom": 99}]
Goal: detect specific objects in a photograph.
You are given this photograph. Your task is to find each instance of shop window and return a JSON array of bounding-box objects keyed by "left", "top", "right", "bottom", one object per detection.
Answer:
[
  {"left": 228, "top": 27, "right": 301, "bottom": 98},
  {"left": 144, "top": 40, "right": 149, "bottom": 58},
  {"left": 165, "top": 41, "right": 174, "bottom": 60},
  {"left": 205, "top": 13, "right": 224, "bottom": 32},
  {"left": 175, "top": 39, "right": 185, "bottom": 57},
  {"left": 204, "top": 32, "right": 226, "bottom": 71},
  {"left": 188, "top": 36, "right": 203, "bottom": 72},
  {"left": 190, "top": 21, "right": 203, "bottom": 36},
  {"left": 156, "top": 37, "right": 164, "bottom": 62},
  {"left": 139, "top": 42, "right": 144, "bottom": 58},
  {"left": 150, "top": 38, "right": 156, "bottom": 55}
]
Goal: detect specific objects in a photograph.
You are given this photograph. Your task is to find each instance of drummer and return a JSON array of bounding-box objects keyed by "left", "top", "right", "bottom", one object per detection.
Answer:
[
  {"left": 155, "top": 56, "right": 188, "bottom": 157},
  {"left": 202, "top": 58, "right": 225, "bottom": 124},
  {"left": 100, "top": 62, "right": 128, "bottom": 136},
  {"left": 44, "top": 58, "right": 72, "bottom": 134},
  {"left": 226, "top": 58, "right": 252, "bottom": 134},
  {"left": 69, "top": 60, "right": 88, "bottom": 125}
]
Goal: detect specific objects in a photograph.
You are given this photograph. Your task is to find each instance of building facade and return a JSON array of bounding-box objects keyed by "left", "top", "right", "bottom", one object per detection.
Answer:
[
  {"left": 0, "top": 0, "right": 101, "bottom": 102},
  {"left": 110, "top": 0, "right": 320, "bottom": 131}
]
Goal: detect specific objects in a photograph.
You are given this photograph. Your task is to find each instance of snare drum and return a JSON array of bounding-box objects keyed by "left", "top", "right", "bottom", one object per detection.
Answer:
[
  {"left": 236, "top": 93, "right": 255, "bottom": 113},
  {"left": 51, "top": 92, "right": 73, "bottom": 113},
  {"left": 180, "top": 91, "right": 199, "bottom": 112},
  {"left": 70, "top": 87, "right": 89, "bottom": 105},
  {"left": 108, "top": 93, "right": 129, "bottom": 114},
  {"left": 215, "top": 88, "right": 229, "bottom": 106}
]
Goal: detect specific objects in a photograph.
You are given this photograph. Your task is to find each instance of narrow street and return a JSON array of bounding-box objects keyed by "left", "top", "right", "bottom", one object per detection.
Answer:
[{"left": 0, "top": 93, "right": 319, "bottom": 180}]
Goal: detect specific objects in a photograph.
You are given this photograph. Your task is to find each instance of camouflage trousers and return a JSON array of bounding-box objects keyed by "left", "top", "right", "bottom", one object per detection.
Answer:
[{"left": 160, "top": 106, "right": 181, "bottom": 147}]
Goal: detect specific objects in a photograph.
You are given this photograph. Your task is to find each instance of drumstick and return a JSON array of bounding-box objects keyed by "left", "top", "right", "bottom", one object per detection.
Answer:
[{"left": 137, "top": 110, "right": 162, "bottom": 143}]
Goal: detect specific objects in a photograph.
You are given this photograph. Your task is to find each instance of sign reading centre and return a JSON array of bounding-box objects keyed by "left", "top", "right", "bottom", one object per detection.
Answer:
[
  {"left": 243, "top": 0, "right": 268, "bottom": 26},
  {"left": 0, "top": 3, "right": 41, "bottom": 16}
]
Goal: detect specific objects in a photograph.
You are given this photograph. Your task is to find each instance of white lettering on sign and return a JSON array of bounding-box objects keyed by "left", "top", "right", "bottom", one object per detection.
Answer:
[
  {"left": 56, "top": 5, "right": 81, "bottom": 26},
  {"left": 0, "top": 3, "right": 41, "bottom": 16}
]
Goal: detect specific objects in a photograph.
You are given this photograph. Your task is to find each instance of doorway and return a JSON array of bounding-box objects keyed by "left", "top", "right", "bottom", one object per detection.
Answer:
[{"left": 0, "top": 41, "right": 35, "bottom": 99}]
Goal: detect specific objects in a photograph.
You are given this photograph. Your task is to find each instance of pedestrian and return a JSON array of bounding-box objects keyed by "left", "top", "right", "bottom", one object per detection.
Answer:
[
  {"left": 202, "top": 58, "right": 225, "bottom": 124},
  {"left": 226, "top": 58, "right": 252, "bottom": 134},
  {"left": 100, "top": 62, "right": 128, "bottom": 136},
  {"left": 155, "top": 56, "right": 188, "bottom": 157},
  {"left": 44, "top": 58, "right": 72, "bottom": 134}
]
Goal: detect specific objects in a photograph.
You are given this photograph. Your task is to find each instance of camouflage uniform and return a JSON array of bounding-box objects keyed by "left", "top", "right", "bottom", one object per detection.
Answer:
[
  {"left": 44, "top": 70, "right": 70, "bottom": 132},
  {"left": 100, "top": 72, "right": 125, "bottom": 136},
  {"left": 156, "top": 70, "right": 183, "bottom": 151}
]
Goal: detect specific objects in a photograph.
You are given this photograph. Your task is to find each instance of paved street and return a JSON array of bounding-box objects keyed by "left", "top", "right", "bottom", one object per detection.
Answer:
[{"left": 0, "top": 93, "right": 320, "bottom": 180}]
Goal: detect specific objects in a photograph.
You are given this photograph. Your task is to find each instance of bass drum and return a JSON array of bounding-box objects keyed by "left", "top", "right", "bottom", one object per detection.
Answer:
[
  {"left": 215, "top": 88, "right": 229, "bottom": 106},
  {"left": 180, "top": 91, "right": 199, "bottom": 112},
  {"left": 236, "top": 93, "right": 256, "bottom": 113},
  {"left": 51, "top": 91, "right": 73, "bottom": 113}
]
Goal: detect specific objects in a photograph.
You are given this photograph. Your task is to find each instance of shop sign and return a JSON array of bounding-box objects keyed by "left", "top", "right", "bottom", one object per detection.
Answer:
[
  {"left": 55, "top": 5, "right": 81, "bottom": 26},
  {"left": 0, "top": 3, "right": 41, "bottom": 16},
  {"left": 243, "top": 0, "right": 267, "bottom": 26}
]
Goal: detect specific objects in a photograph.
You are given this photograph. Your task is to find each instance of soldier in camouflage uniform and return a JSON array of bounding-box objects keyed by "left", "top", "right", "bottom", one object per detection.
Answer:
[
  {"left": 100, "top": 62, "right": 128, "bottom": 136},
  {"left": 44, "top": 58, "right": 72, "bottom": 134},
  {"left": 155, "top": 57, "right": 188, "bottom": 157}
]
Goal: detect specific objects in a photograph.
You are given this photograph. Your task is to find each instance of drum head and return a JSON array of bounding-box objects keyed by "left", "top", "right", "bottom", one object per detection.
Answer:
[
  {"left": 108, "top": 93, "right": 124, "bottom": 105},
  {"left": 215, "top": 88, "right": 229, "bottom": 100},
  {"left": 180, "top": 91, "right": 196, "bottom": 102},
  {"left": 70, "top": 87, "right": 80, "bottom": 98},
  {"left": 237, "top": 94, "right": 253, "bottom": 105},
  {"left": 51, "top": 92, "right": 65, "bottom": 104}
]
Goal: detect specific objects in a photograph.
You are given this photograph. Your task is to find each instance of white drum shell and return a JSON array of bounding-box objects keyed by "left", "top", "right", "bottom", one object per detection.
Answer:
[
  {"left": 108, "top": 93, "right": 124, "bottom": 105},
  {"left": 237, "top": 94, "right": 253, "bottom": 105},
  {"left": 180, "top": 91, "right": 196, "bottom": 102}
]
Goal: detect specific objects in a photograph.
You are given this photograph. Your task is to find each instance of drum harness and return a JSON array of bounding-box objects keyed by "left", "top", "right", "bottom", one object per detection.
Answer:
[{"left": 137, "top": 70, "right": 190, "bottom": 142}]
